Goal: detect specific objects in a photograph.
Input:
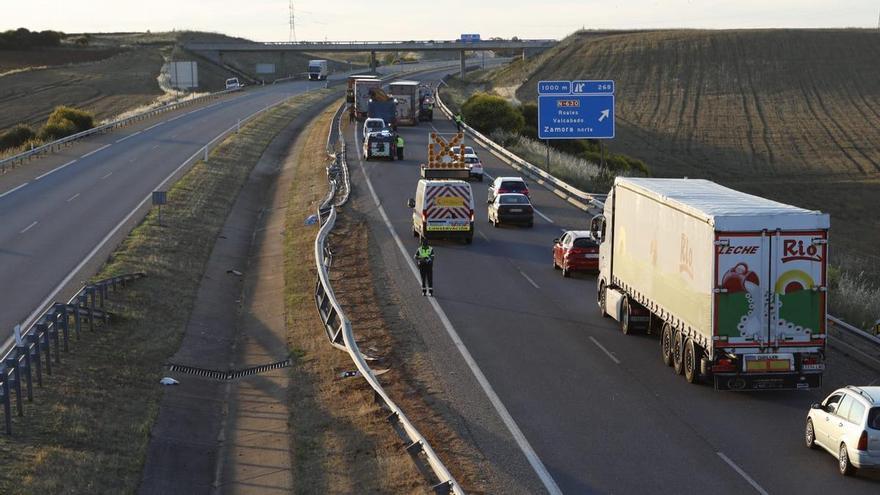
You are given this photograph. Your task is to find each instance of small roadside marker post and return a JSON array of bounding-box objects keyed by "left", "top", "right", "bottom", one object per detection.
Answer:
[{"left": 152, "top": 190, "right": 167, "bottom": 226}]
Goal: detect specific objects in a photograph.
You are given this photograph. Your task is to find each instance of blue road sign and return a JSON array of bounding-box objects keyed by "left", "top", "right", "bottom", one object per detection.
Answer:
[
  {"left": 538, "top": 94, "right": 615, "bottom": 139},
  {"left": 572, "top": 80, "right": 614, "bottom": 95},
  {"left": 538, "top": 80, "right": 572, "bottom": 95}
]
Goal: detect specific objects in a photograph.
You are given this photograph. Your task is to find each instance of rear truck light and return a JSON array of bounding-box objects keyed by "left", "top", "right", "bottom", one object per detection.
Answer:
[
  {"left": 801, "top": 354, "right": 825, "bottom": 371},
  {"left": 469, "top": 209, "right": 474, "bottom": 222},
  {"left": 858, "top": 430, "right": 868, "bottom": 451},
  {"left": 712, "top": 358, "right": 736, "bottom": 373}
]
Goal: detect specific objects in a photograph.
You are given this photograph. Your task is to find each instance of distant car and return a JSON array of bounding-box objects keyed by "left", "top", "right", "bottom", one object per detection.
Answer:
[
  {"left": 450, "top": 145, "right": 475, "bottom": 156},
  {"left": 552, "top": 231, "right": 599, "bottom": 277},
  {"left": 488, "top": 193, "right": 533, "bottom": 227},
  {"left": 363, "top": 118, "right": 386, "bottom": 140},
  {"left": 488, "top": 176, "right": 529, "bottom": 201},
  {"left": 464, "top": 154, "right": 483, "bottom": 182},
  {"left": 225, "top": 77, "right": 243, "bottom": 91},
  {"left": 805, "top": 386, "right": 880, "bottom": 475}
]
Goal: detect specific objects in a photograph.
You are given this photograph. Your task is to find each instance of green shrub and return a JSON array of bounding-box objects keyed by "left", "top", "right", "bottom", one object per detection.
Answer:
[
  {"left": 39, "top": 119, "right": 78, "bottom": 141},
  {"left": 0, "top": 124, "right": 36, "bottom": 151},
  {"left": 47, "top": 106, "right": 94, "bottom": 133},
  {"left": 462, "top": 92, "right": 524, "bottom": 135}
]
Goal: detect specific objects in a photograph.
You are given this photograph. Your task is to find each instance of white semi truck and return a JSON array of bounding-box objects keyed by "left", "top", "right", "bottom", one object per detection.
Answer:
[
  {"left": 308, "top": 59, "right": 328, "bottom": 80},
  {"left": 593, "top": 178, "right": 830, "bottom": 391}
]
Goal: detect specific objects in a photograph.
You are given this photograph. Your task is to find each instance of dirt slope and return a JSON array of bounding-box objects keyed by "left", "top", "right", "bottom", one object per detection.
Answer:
[{"left": 496, "top": 29, "right": 880, "bottom": 258}]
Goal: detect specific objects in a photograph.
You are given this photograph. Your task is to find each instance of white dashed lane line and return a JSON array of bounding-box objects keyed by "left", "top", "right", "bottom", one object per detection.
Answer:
[
  {"left": 589, "top": 336, "right": 621, "bottom": 364},
  {"left": 101, "top": 171, "right": 113, "bottom": 180},
  {"left": 116, "top": 130, "right": 142, "bottom": 143},
  {"left": 19, "top": 221, "right": 38, "bottom": 234},
  {"left": 716, "top": 452, "right": 769, "bottom": 495},
  {"left": 518, "top": 269, "right": 541, "bottom": 289},
  {"left": 35, "top": 159, "right": 77, "bottom": 180},
  {"left": 66, "top": 193, "right": 80, "bottom": 202},
  {"left": 478, "top": 231, "right": 490, "bottom": 242},
  {"left": 81, "top": 143, "right": 112, "bottom": 159}
]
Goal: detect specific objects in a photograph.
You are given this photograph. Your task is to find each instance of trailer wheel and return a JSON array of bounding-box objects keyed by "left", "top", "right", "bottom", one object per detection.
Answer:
[
  {"left": 672, "top": 330, "right": 684, "bottom": 375},
  {"left": 598, "top": 283, "right": 608, "bottom": 317},
  {"left": 621, "top": 297, "right": 633, "bottom": 335},
  {"left": 683, "top": 338, "right": 700, "bottom": 384},
  {"left": 661, "top": 323, "right": 674, "bottom": 367}
]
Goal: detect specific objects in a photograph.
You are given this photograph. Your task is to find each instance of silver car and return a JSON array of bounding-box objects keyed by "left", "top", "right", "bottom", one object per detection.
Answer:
[{"left": 805, "top": 386, "right": 880, "bottom": 475}]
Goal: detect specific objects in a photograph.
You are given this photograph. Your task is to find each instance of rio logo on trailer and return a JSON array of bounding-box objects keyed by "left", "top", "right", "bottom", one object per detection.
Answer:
[{"left": 782, "top": 239, "right": 822, "bottom": 263}]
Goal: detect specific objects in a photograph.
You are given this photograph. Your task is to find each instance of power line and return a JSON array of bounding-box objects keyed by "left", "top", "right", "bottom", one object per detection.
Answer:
[{"left": 289, "top": 0, "right": 297, "bottom": 42}]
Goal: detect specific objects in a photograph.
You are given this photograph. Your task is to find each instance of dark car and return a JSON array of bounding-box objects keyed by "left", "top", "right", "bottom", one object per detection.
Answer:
[{"left": 488, "top": 193, "right": 533, "bottom": 227}]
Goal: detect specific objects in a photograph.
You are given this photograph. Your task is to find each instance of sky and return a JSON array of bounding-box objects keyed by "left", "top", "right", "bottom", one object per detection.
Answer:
[{"left": 3, "top": 0, "right": 879, "bottom": 41}]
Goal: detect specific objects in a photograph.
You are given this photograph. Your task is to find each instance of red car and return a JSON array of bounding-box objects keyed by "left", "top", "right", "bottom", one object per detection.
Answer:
[{"left": 553, "top": 231, "right": 599, "bottom": 277}]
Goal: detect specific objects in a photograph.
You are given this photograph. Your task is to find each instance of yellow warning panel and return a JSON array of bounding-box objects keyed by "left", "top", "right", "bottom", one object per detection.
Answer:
[{"left": 427, "top": 132, "right": 466, "bottom": 168}]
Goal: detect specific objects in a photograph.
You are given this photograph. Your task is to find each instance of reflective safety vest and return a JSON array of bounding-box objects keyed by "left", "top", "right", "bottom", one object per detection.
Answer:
[
  {"left": 416, "top": 246, "right": 433, "bottom": 260},
  {"left": 396, "top": 136, "right": 404, "bottom": 148},
  {"left": 454, "top": 114, "right": 462, "bottom": 123}
]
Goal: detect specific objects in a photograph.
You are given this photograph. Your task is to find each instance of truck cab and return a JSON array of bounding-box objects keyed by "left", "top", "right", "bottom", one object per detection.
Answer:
[{"left": 308, "top": 59, "right": 328, "bottom": 80}]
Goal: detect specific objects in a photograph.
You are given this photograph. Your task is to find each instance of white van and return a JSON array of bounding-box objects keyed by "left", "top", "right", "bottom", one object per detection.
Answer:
[
  {"left": 407, "top": 179, "right": 474, "bottom": 244},
  {"left": 225, "top": 77, "right": 242, "bottom": 91}
]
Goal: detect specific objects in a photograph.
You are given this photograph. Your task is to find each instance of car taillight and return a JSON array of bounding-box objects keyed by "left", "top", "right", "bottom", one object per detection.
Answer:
[
  {"left": 712, "top": 358, "right": 736, "bottom": 372},
  {"left": 858, "top": 430, "right": 868, "bottom": 451},
  {"left": 469, "top": 209, "right": 474, "bottom": 222},
  {"left": 523, "top": 188, "right": 529, "bottom": 196},
  {"left": 497, "top": 188, "right": 509, "bottom": 194}
]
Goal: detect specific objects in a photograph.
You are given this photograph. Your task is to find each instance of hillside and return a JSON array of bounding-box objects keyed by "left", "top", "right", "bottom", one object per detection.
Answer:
[{"left": 488, "top": 29, "right": 880, "bottom": 259}]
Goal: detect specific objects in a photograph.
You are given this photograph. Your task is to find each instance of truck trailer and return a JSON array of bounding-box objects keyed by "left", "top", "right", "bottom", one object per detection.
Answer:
[
  {"left": 593, "top": 178, "right": 830, "bottom": 391},
  {"left": 347, "top": 74, "right": 378, "bottom": 103},
  {"left": 388, "top": 81, "right": 420, "bottom": 125},
  {"left": 354, "top": 78, "right": 383, "bottom": 120}
]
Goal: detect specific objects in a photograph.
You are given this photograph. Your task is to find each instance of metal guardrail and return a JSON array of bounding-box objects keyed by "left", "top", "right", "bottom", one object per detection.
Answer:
[
  {"left": 0, "top": 87, "right": 242, "bottom": 174},
  {"left": 0, "top": 273, "right": 146, "bottom": 435},
  {"left": 312, "top": 99, "right": 463, "bottom": 494},
  {"left": 435, "top": 83, "right": 606, "bottom": 211},
  {"left": 435, "top": 82, "right": 880, "bottom": 349}
]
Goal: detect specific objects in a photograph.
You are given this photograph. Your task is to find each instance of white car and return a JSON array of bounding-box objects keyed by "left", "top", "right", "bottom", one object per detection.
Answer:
[
  {"left": 363, "top": 118, "right": 385, "bottom": 140},
  {"left": 488, "top": 176, "right": 529, "bottom": 201},
  {"left": 805, "top": 386, "right": 880, "bottom": 475},
  {"left": 451, "top": 145, "right": 475, "bottom": 156},
  {"left": 464, "top": 153, "right": 483, "bottom": 182}
]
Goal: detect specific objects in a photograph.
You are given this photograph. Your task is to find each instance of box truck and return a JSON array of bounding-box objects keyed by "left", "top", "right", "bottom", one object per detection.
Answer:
[
  {"left": 593, "top": 178, "right": 829, "bottom": 391},
  {"left": 354, "top": 79, "right": 383, "bottom": 120},
  {"left": 389, "top": 81, "right": 420, "bottom": 126},
  {"left": 347, "top": 74, "right": 378, "bottom": 103},
  {"left": 308, "top": 59, "right": 328, "bottom": 80}
]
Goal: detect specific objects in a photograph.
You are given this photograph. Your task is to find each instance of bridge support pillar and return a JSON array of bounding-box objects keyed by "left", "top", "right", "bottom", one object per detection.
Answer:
[
  {"left": 460, "top": 50, "right": 466, "bottom": 79},
  {"left": 522, "top": 48, "right": 527, "bottom": 61},
  {"left": 370, "top": 51, "right": 377, "bottom": 73}
]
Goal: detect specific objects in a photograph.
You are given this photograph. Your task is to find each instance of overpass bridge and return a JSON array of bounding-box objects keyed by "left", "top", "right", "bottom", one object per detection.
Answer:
[{"left": 183, "top": 39, "right": 557, "bottom": 77}]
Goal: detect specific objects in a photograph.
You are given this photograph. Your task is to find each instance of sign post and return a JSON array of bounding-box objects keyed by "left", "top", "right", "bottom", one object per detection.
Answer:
[
  {"left": 152, "top": 190, "right": 167, "bottom": 226},
  {"left": 537, "top": 79, "right": 615, "bottom": 170}
]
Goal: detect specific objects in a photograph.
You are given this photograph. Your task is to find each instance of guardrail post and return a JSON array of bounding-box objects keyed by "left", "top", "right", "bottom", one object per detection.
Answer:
[
  {"left": 19, "top": 345, "right": 32, "bottom": 401},
  {"left": 98, "top": 284, "right": 105, "bottom": 308},
  {"left": 87, "top": 288, "right": 96, "bottom": 331},
  {"left": 57, "top": 304, "right": 70, "bottom": 351},
  {"left": 48, "top": 313, "right": 60, "bottom": 364},
  {"left": 2, "top": 372, "right": 11, "bottom": 435},
  {"left": 75, "top": 295, "right": 85, "bottom": 338},
  {"left": 26, "top": 335, "right": 41, "bottom": 387},
  {"left": 5, "top": 356, "right": 22, "bottom": 417},
  {"left": 38, "top": 324, "right": 52, "bottom": 375}
]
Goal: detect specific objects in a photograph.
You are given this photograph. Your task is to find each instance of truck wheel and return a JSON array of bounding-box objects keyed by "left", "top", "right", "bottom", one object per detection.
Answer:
[
  {"left": 661, "top": 323, "right": 674, "bottom": 367},
  {"left": 672, "top": 330, "right": 684, "bottom": 375},
  {"left": 621, "top": 297, "right": 633, "bottom": 335},
  {"left": 598, "top": 283, "right": 608, "bottom": 317},
  {"left": 683, "top": 338, "right": 699, "bottom": 384}
]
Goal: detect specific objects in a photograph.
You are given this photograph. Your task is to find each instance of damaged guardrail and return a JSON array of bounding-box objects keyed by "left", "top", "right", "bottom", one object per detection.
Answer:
[
  {"left": 312, "top": 101, "right": 463, "bottom": 494},
  {"left": 0, "top": 273, "right": 146, "bottom": 435}
]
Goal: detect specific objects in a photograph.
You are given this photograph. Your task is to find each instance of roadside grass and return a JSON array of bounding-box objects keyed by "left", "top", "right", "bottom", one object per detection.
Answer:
[
  {"left": 282, "top": 102, "right": 429, "bottom": 493},
  {"left": 829, "top": 255, "right": 880, "bottom": 332},
  {"left": 0, "top": 89, "right": 331, "bottom": 494}
]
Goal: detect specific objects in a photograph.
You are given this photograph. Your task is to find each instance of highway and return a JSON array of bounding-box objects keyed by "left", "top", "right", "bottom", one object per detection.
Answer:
[
  {"left": 0, "top": 60, "right": 455, "bottom": 337},
  {"left": 347, "top": 69, "right": 880, "bottom": 494}
]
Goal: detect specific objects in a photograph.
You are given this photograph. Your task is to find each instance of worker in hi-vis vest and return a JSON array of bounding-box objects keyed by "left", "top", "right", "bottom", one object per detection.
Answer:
[
  {"left": 454, "top": 113, "right": 463, "bottom": 132},
  {"left": 396, "top": 135, "right": 405, "bottom": 160},
  {"left": 414, "top": 237, "right": 435, "bottom": 296}
]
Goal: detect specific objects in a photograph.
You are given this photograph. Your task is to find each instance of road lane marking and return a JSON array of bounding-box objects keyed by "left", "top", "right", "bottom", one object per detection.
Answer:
[
  {"left": 589, "top": 336, "right": 621, "bottom": 364},
  {"left": 534, "top": 208, "right": 554, "bottom": 223},
  {"left": 115, "top": 130, "right": 141, "bottom": 143},
  {"left": 151, "top": 144, "right": 160, "bottom": 150},
  {"left": 35, "top": 159, "right": 77, "bottom": 180},
  {"left": 166, "top": 114, "right": 185, "bottom": 122},
  {"left": 80, "top": 143, "right": 111, "bottom": 159},
  {"left": 717, "top": 452, "right": 769, "bottom": 495},
  {"left": 145, "top": 121, "right": 164, "bottom": 131},
  {"left": 66, "top": 193, "right": 80, "bottom": 202},
  {"left": 101, "top": 171, "right": 113, "bottom": 179},
  {"left": 19, "top": 221, "right": 38, "bottom": 234},
  {"left": 478, "top": 231, "right": 490, "bottom": 242},
  {"left": 519, "top": 270, "right": 540, "bottom": 289},
  {"left": 354, "top": 126, "right": 563, "bottom": 495},
  {"left": 0, "top": 182, "right": 29, "bottom": 199}
]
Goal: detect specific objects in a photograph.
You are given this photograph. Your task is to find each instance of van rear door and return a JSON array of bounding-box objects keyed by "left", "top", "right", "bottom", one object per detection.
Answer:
[
  {"left": 715, "top": 233, "right": 771, "bottom": 346},
  {"left": 425, "top": 183, "right": 473, "bottom": 233},
  {"left": 769, "top": 231, "right": 826, "bottom": 346}
]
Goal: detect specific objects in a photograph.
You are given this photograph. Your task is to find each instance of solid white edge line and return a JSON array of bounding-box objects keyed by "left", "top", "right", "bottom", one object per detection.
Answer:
[
  {"left": 35, "top": 159, "right": 77, "bottom": 180},
  {"left": 588, "top": 336, "right": 621, "bottom": 364},
  {"left": 145, "top": 121, "right": 164, "bottom": 131},
  {"left": 19, "top": 221, "right": 38, "bottom": 234},
  {"left": 0, "top": 182, "right": 29, "bottom": 199},
  {"left": 115, "top": 130, "right": 142, "bottom": 143},
  {"left": 80, "top": 143, "right": 112, "bottom": 159},
  {"left": 519, "top": 270, "right": 540, "bottom": 289},
  {"left": 354, "top": 127, "right": 564, "bottom": 495},
  {"left": 716, "top": 452, "right": 769, "bottom": 495}
]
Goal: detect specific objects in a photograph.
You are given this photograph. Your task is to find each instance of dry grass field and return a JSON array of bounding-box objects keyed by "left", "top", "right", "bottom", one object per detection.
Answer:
[{"left": 495, "top": 29, "right": 880, "bottom": 260}]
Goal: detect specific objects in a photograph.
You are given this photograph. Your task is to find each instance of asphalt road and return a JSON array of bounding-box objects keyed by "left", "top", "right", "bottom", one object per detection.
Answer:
[
  {"left": 0, "top": 60, "right": 457, "bottom": 337},
  {"left": 349, "top": 74, "right": 880, "bottom": 494}
]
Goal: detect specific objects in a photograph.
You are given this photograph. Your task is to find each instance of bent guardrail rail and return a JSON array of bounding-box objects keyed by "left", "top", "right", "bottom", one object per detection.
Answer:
[
  {"left": 312, "top": 100, "right": 463, "bottom": 494},
  {"left": 0, "top": 87, "right": 242, "bottom": 174},
  {"left": 0, "top": 273, "right": 146, "bottom": 435},
  {"left": 435, "top": 82, "right": 606, "bottom": 211}
]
